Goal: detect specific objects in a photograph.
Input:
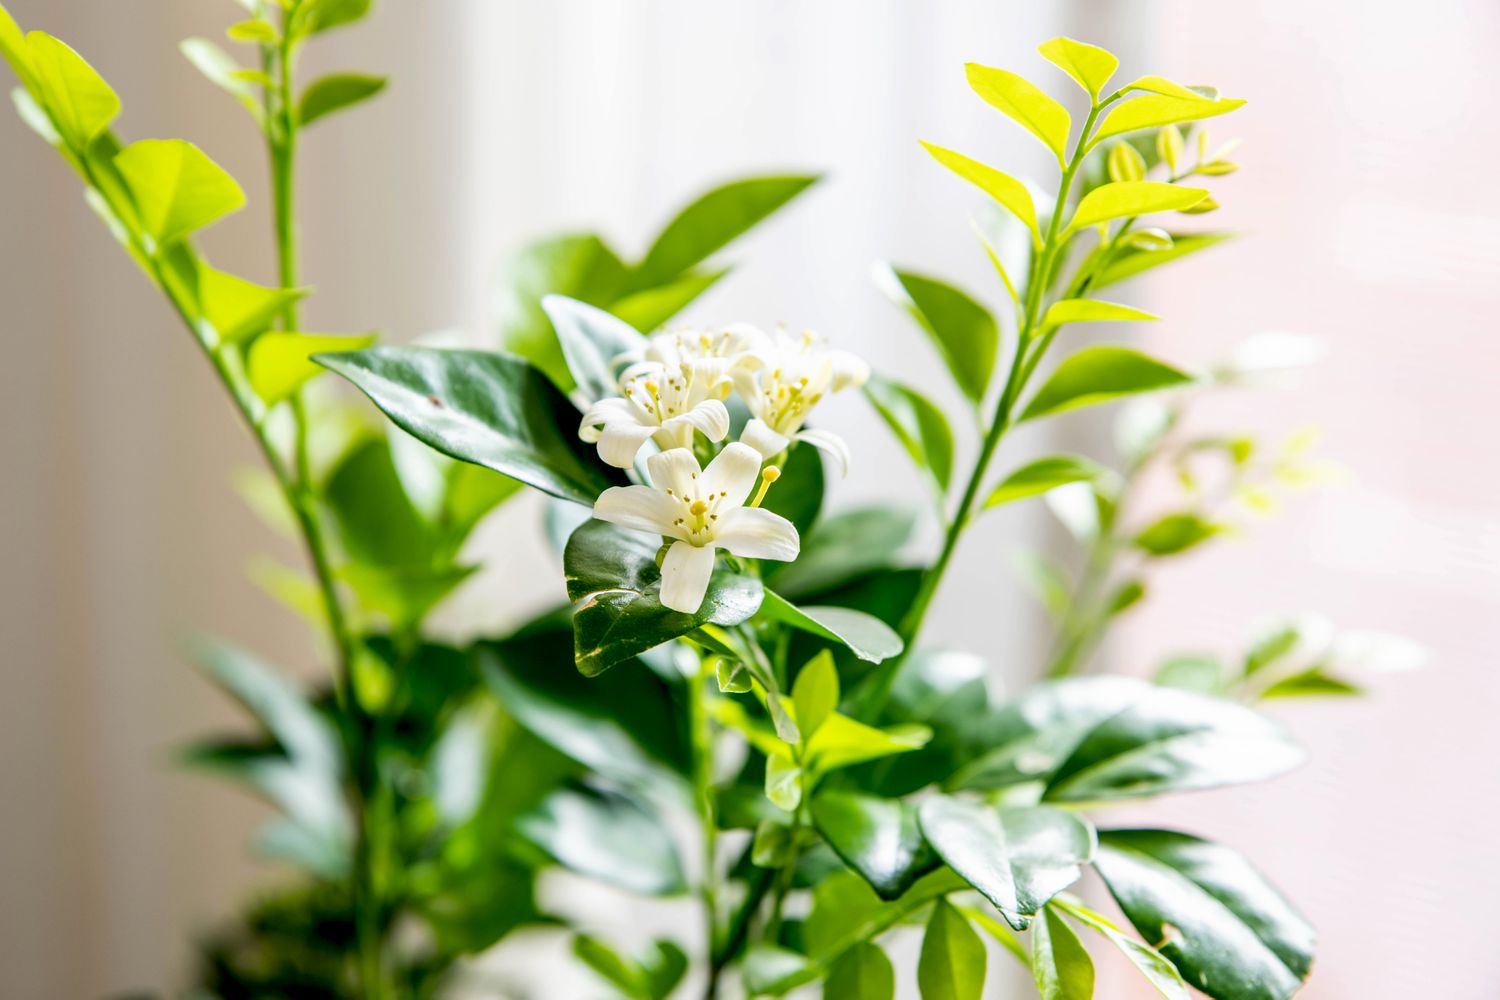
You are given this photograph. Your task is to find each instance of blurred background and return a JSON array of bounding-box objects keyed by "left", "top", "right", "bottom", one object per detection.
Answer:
[{"left": 2, "top": 0, "right": 1497, "bottom": 997}]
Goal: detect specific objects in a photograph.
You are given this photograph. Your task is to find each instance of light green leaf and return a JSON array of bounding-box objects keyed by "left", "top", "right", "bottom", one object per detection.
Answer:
[
  {"left": 920, "top": 141, "right": 1039, "bottom": 243},
  {"left": 825, "top": 942, "right": 894, "bottom": 1000},
  {"left": 1065, "top": 181, "right": 1207, "bottom": 234},
  {"left": 634, "top": 174, "right": 819, "bottom": 287},
  {"left": 877, "top": 265, "right": 998, "bottom": 404},
  {"left": 918, "top": 798, "right": 1095, "bottom": 930},
  {"left": 1055, "top": 898, "right": 1191, "bottom": 1000},
  {"left": 1021, "top": 347, "right": 1193, "bottom": 422},
  {"left": 25, "top": 31, "right": 118, "bottom": 148},
  {"left": 0, "top": 5, "right": 41, "bottom": 99},
  {"left": 965, "top": 62, "right": 1071, "bottom": 167},
  {"left": 610, "top": 268, "right": 726, "bottom": 334},
  {"left": 115, "top": 139, "right": 246, "bottom": 247},
  {"left": 1094, "top": 829, "right": 1314, "bottom": 1000},
  {"left": 864, "top": 374, "right": 955, "bottom": 495},
  {"left": 302, "top": 0, "right": 373, "bottom": 34},
  {"left": 179, "top": 38, "right": 260, "bottom": 121},
  {"left": 762, "top": 591, "right": 904, "bottom": 664},
  {"left": 1258, "top": 669, "right": 1361, "bottom": 700},
  {"left": 1135, "top": 512, "right": 1222, "bottom": 556},
  {"left": 1125, "top": 76, "right": 1210, "bottom": 101},
  {"left": 1093, "top": 93, "right": 1247, "bottom": 146},
  {"left": 540, "top": 294, "right": 647, "bottom": 405},
  {"left": 12, "top": 86, "right": 58, "bottom": 145},
  {"left": 193, "top": 262, "right": 306, "bottom": 344},
  {"left": 316, "top": 347, "right": 623, "bottom": 505},
  {"left": 1094, "top": 232, "right": 1234, "bottom": 289},
  {"left": 573, "top": 934, "right": 650, "bottom": 999},
  {"left": 1038, "top": 37, "right": 1118, "bottom": 101},
  {"left": 1032, "top": 906, "right": 1095, "bottom": 1000},
  {"left": 249, "top": 332, "right": 377, "bottom": 405},
  {"left": 765, "top": 752, "right": 802, "bottom": 811},
  {"left": 1044, "top": 298, "right": 1159, "bottom": 327},
  {"left": 742, "top": 945, "right": 817, "bottom": 997},
  {"left": 805, "top": 714, "right": 930, "bottom": 774},
  {"left": 918, "top": 899, "right": 987, "bottom": 1000},
  {"left": 792, "top": 650, "right": 840, "bottom": 739},
  {"left": 226, "top": 19, "right": 277, "bottom": 44},
  {"left": 985, "top": 455, "right": 1107, "bottom": 509},
  {"left": 298, "top": 72, "right": 387, "bottom": 127},
  {"left": 811, "top": 791, "right": 937, "bottom": 901}
]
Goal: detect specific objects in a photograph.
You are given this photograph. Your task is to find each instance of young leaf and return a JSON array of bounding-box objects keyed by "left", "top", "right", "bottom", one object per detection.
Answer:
[
  {"left": 1134, "top": 512, "right": 1221, "bottom": 556},
  {"left": 864, "top": 374, "right": 955, "bottom": 495},
  {"left": 610, "top": 268, "right": 727, "bottom": 334},
  {"left": 114, "top": 139, "right": 246, "bottom": 246},
  {"left": 179, "top": 38, "right": 260, "bottom": 121},
  {"left": 918, "top": 899, "right": 987, "bottom": 1000},
  {"left": 1065, "top": 181, "right": 1207, "bottom": 234},
  {"left": 1032, "top": 906, "right": 1095, "bottom": 1000},
  {"left": 540, "top": 294, "right": 647, "bottom": 405},
  {"left": 805, "top": 714, "right": 931, "bottom": 774},
  {"left": 226, "top": 19, "right": 278, "bottom": 44},
  {"left": 792, "top": 650, "right": 840, "bottom": 739},
  {"left": 0, "top": 6, "right": 40, "bottom": 98},
  {"left": 1038, "top": 37, "right": 1118, "bottom": 100},
  {"left": 249, "top": 332, "right": 377, "bottom": 405},
  {"left": 25, "top": 31, "right": 119, "bottom": 148},
  {"left": 316, "top": 347, "right": 623, "bottom": 505},
  {"left": 298, "top": 71, "right": 387, "bottom": 127},
  {"left": 918, "top": 797, "right": 1095, "bottom": 930},
  {"left": 1020, "top": 346, "right": 1193, "bottom": 422},
  {"left": 573, "top": 934, "right": 650, "bottom": 999},
  {"left": 765, "top": 752, "right": 802, "bottom": 810},
  {"left": 192, "top": 263, "right": 306, "bottom": 344},
  {"left": 302, "top": 0, "right": 374, "bottom": 34},
  {"left": 1094, "top": 829, "right": 1315, "bottom": 1000},
  {"left": 1056, "top": 899, "right": 1189, "bottom": 1000},
  {"left": 1093, "top": 232, "right": 1234, "bottom": 289},
  {"left": 920, "top": 142, "right": 1040, "bottom": 243},
  {"left": 741, "top": 945, "right": 818, "bottom": 997},
  {"left": 1092, "top": 93, "right": 1247, "bottom": 146},
  {"left": 634, "top": 174, "right": 819, "bottom": 287},
  {"left": 762, "top": 590, "right": 904, "bottom": 664},
  {"left": 1125, "top": 75, "right": 1210, "bottom": 101},
  {"left": 984, "top": 455, "right": 1107, "bottom": 509},
  {"left": 1258, "top": 669, "right": 1361, "bottom": 699},
  {"left": 811, "top": 791, "right": 938, "bottom": 900},
  {"left": 876, "top": 265, "right": 998, "bottom": 404},
  {"left": 964, "top": 62, "right": 1071, "bottom": 166},
  {"left": 1043, "top": 299, "right": 1159, "bottom": 327},
  {"left": 825, "top": 942, "right": 895, "bottom": 1000}
]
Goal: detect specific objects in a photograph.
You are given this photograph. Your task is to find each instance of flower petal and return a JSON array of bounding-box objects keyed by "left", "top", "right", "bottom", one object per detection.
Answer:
[
  {"left": 579, "top": 396, "right": 636, "bottom": 443},
  {"left": 596, "top": 421, "right": 658, "bottom": 468},
  {"left": 714, "top": 507, "right": 800, "bottom": 562},
  {"left": 666, "top": 397, "right": 730, "bottom": 443},
  {"left": 593, "top": 485, "right": 685, "bottom": 539},
  {"left": 795, "top": 428, "right": 851, "bottom": 478},
  {"left": 660, "top": 540, "right": 716, "bottom": 613},
  {"left": 828, "top": 348, "right": 870, "bottom": 392},
  {"left": 701, "top": 441, "right": 763, "bottom": 507},
  {"left": 740, "top": 418, "right": 791, "bottom": 460},
  {"left": 646, "top": 447, "right": 703, "bottom": 495}
]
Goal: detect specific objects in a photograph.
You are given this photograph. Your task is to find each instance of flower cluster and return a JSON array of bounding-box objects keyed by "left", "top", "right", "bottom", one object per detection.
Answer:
[{"left": 582, "top": 324, "right": 868, "bottom": 612}]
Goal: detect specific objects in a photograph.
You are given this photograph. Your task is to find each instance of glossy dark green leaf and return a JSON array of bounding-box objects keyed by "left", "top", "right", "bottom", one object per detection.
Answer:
[
  {"left": 1021, "top": 347, "right": 1193, "bottom": 422},
  {"left": 1093, "top": 233, "right": 1234, "bottom": 289},
  {"left": 864, "top": 374, "right": 955, "bottom": 494},
  {"left": 769, "top": 506, "right": 917, "bottom": 598},
  {"left": 762, "top": 590, "right": 904, "bottom": 664},
  {"left": 115, "top": 138, "right": 245, "bottom": 246},
  {"left": 985, "top": 455, "right": 1108, "bottom": 508},
  {"left": 878, "top": 265, "right": 998, "bottom": 404},
  {"left": 517, "top": 783, "right": 686, "bottom": 896},
  {"left": 324, "top": 437, "right": 434, "bottom": 566},
  {"left": 825, "top": 942, "right": 895, "bottom": 1000},
  {"left": 541, "top": 294, "right": 647, "bottom": 404},
  {"left": 25, "top": 31, "right": 119, "bottom": 148},
  {"left": 564, "top": 519, "right": 763, "bottom": 676},
  {"left": 634, "top": 174, "right": 819, "bottom": 287},
  {"left": 759, "top": 440, "right": 825, "bottom": 538},
  {"left": 1134, "top": 512, "right": 1220, "bottom": 556},
  {"left": 1094, "top": 829, "right": 1315, "bottom": 1000},
  {"left": 1031, "top": 906, "right": 1095, "bottom": 1000},
  {"left": 316, "top": 347, "right": 621, "bottom": 505},
  {"left": 917, "top": 797, "right": 1094, "bottom": 930},
  {"left": 811, "top": 791, "right": 938, "bottom": 900},
  {"left": 918, "top": 899, "right": 986, "bottom": 1000},
  {"left": 298, "top": 71, "right": 386, "bottom": 127},
  {"left": 859, "top": 648, "right": 991, "bottom": 796}
]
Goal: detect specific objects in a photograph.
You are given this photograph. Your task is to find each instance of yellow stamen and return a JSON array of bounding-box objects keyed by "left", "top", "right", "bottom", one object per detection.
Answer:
[{"left": 750, "top": 466, "right": 781, "bottom": 508}]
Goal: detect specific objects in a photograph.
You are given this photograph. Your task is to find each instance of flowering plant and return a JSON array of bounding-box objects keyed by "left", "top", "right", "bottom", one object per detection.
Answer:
[{"left": 1, "top": 5, "right": 1412, "bottom": 999}]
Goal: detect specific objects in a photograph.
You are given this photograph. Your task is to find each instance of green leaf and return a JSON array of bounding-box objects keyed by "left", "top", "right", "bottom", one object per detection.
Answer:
[
  {"left": 564, "top": 519, "right": 763, "bottom": 676},
  {"left": 1135, "top": 512, "right": 1221, "bottom": 556},
  {"left": 825, "top": 942, "right": 894, "bottom": 1000},
  {"left": 1038, "top": 37, "right": 1118, "bottom": 100},
  {"left": 179, "top": 38, "right": 260, "bottom": 121},
  {"left": 642, "top": 940, "right": 689, "bottom": 1000},
  {"left": 191, "top": 262, "right": 306, "bottom": 345},
  {"left": 1093, "top": 93, "right": 1247, "bottom": 146},
  {"left": 495, "top": 233, "right": 629, "bottom": 390},
  {"left": 0, "top": 6, "right": 40, "bottom": 99},
  {"left": 1020, "top": 347, "right": 1192, "bottom": 422},
  {"left": 964, "top": 62, "right": 1071, "bottom": 167},
  {"left": 517, "top": 783, "right": 686, "bottom": 896},
  {"left": 573, "top": 934, "right": 650, "bottom": 999},
  {"left": 1065, "top": 181, "right": 1207, "bottom": 234},
  {"left": 984, "top": 455, "right": 1107, "bottom": 509},
  {"left": 877, "top": 266, "right": 998, "bottom": 404},
  {"left": 316, "top": 346, "right": 621, "bottom": 505},
  {"left": 115, "top": 139, "right": 246, "bottom": 247},
  {"left": 1093, "top": 232, "right": 1234, "bottom": 289},
  {"left": 769, "top": 506, "right": 916, "bottom": 598},
  {"left": 762, "top": 591, "right": 904, "bottom": 664},
  {"left": 811, "top": 791, "right": 937, "bottom": 900},
  {"left": 920, "top": 142, "right": 1039, "bottom": 243},
  {"left": 634, "top": 174, "right": 819, "bottom": 287},
  {"left": 1094, "top": 829, "right": 1314, "bottom": 1000},
  {"left": 298, "top": 71, "right": 386, "bottom": 127},
  {"left": 1032, "top": 906, "right": 1095, "bottom": 1000},
  {"left": 610, "top": 270, "right": 725, "bottom": 336},
  {"left": 250, "top": 332, "right": 377, "bottom": 405},
  {"left": 917, "top": 797, "right": 1094, "bottom": 930},
  {"left": 742, "top": 944, "right": 818, "bottom": 997},
  {"left": 792, "top": 650, "right": 840, "bottom": 739},
  {"left": 1043, "top": 298, "right": 1159, "bottom": 327},
  {"left": 864, "top": 375, "right": 955, "bottom": 495},
  {"left": 1055, "top": 898, "right": 1190, "bottom": 1000},
  {"left": 302, "top": 0, "right": 373, "bottom": 34},
  {"left": 540, "top": 294, "right": 647, "bottom": 405},
  {"left": 1154, "top": 654, "right": 1223, "bottom": 695},
  {"left": 1012, "top": 550, "right": 1071, "bottom": 619},
  {"left": 764, "top": 753, "right": 802, "bottom": 811},
  {"left": 323, "top": 437, "right": 433, "bottom": 566},
  {"left": 918, "top": 899, "right": 987, "bottom": 1000},
  {"left": 1258, "top": 669, "right": 1361, "bottom": 700},
  {"left": 25, "top": 31, "right": 119, "bottom": 148},
  {"left": 192, "top": 638, "right": 341, "bottom": 774},
  {"left": 805, "top": 714, "right": 930, "bottom": 774},
  {"left": 226, "top": 19, "right": 277, "bottom": 44}
]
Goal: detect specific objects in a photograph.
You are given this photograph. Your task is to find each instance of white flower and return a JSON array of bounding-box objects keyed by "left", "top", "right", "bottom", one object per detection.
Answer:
[
  {"left": 733, "top": 326, "right": 869, "bottom": 475},
  {"left": 579, "top": 357, "right": 733, "bottom": 468},
  {"left": 592, "top": 443, "right": 800, "bottom": 614}
]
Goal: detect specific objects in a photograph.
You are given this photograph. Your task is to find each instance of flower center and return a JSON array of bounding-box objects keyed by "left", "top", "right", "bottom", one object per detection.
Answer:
[{"left": 665, "top": 480, "right": 730, "bottom": 544}]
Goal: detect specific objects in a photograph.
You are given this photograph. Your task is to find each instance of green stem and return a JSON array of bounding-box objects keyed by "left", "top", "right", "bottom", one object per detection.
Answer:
[{"left": 689, "top": 661, "right": 722, "bottom": 999}]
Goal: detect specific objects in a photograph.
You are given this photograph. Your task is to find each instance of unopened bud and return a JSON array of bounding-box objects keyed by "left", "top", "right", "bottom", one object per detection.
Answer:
[
  {"left": 1157, "top": 126, "right": 1184, "bottom": 175},
  {"left": 1107, "top": 141, "right": 1146, "bottom": 183}
]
